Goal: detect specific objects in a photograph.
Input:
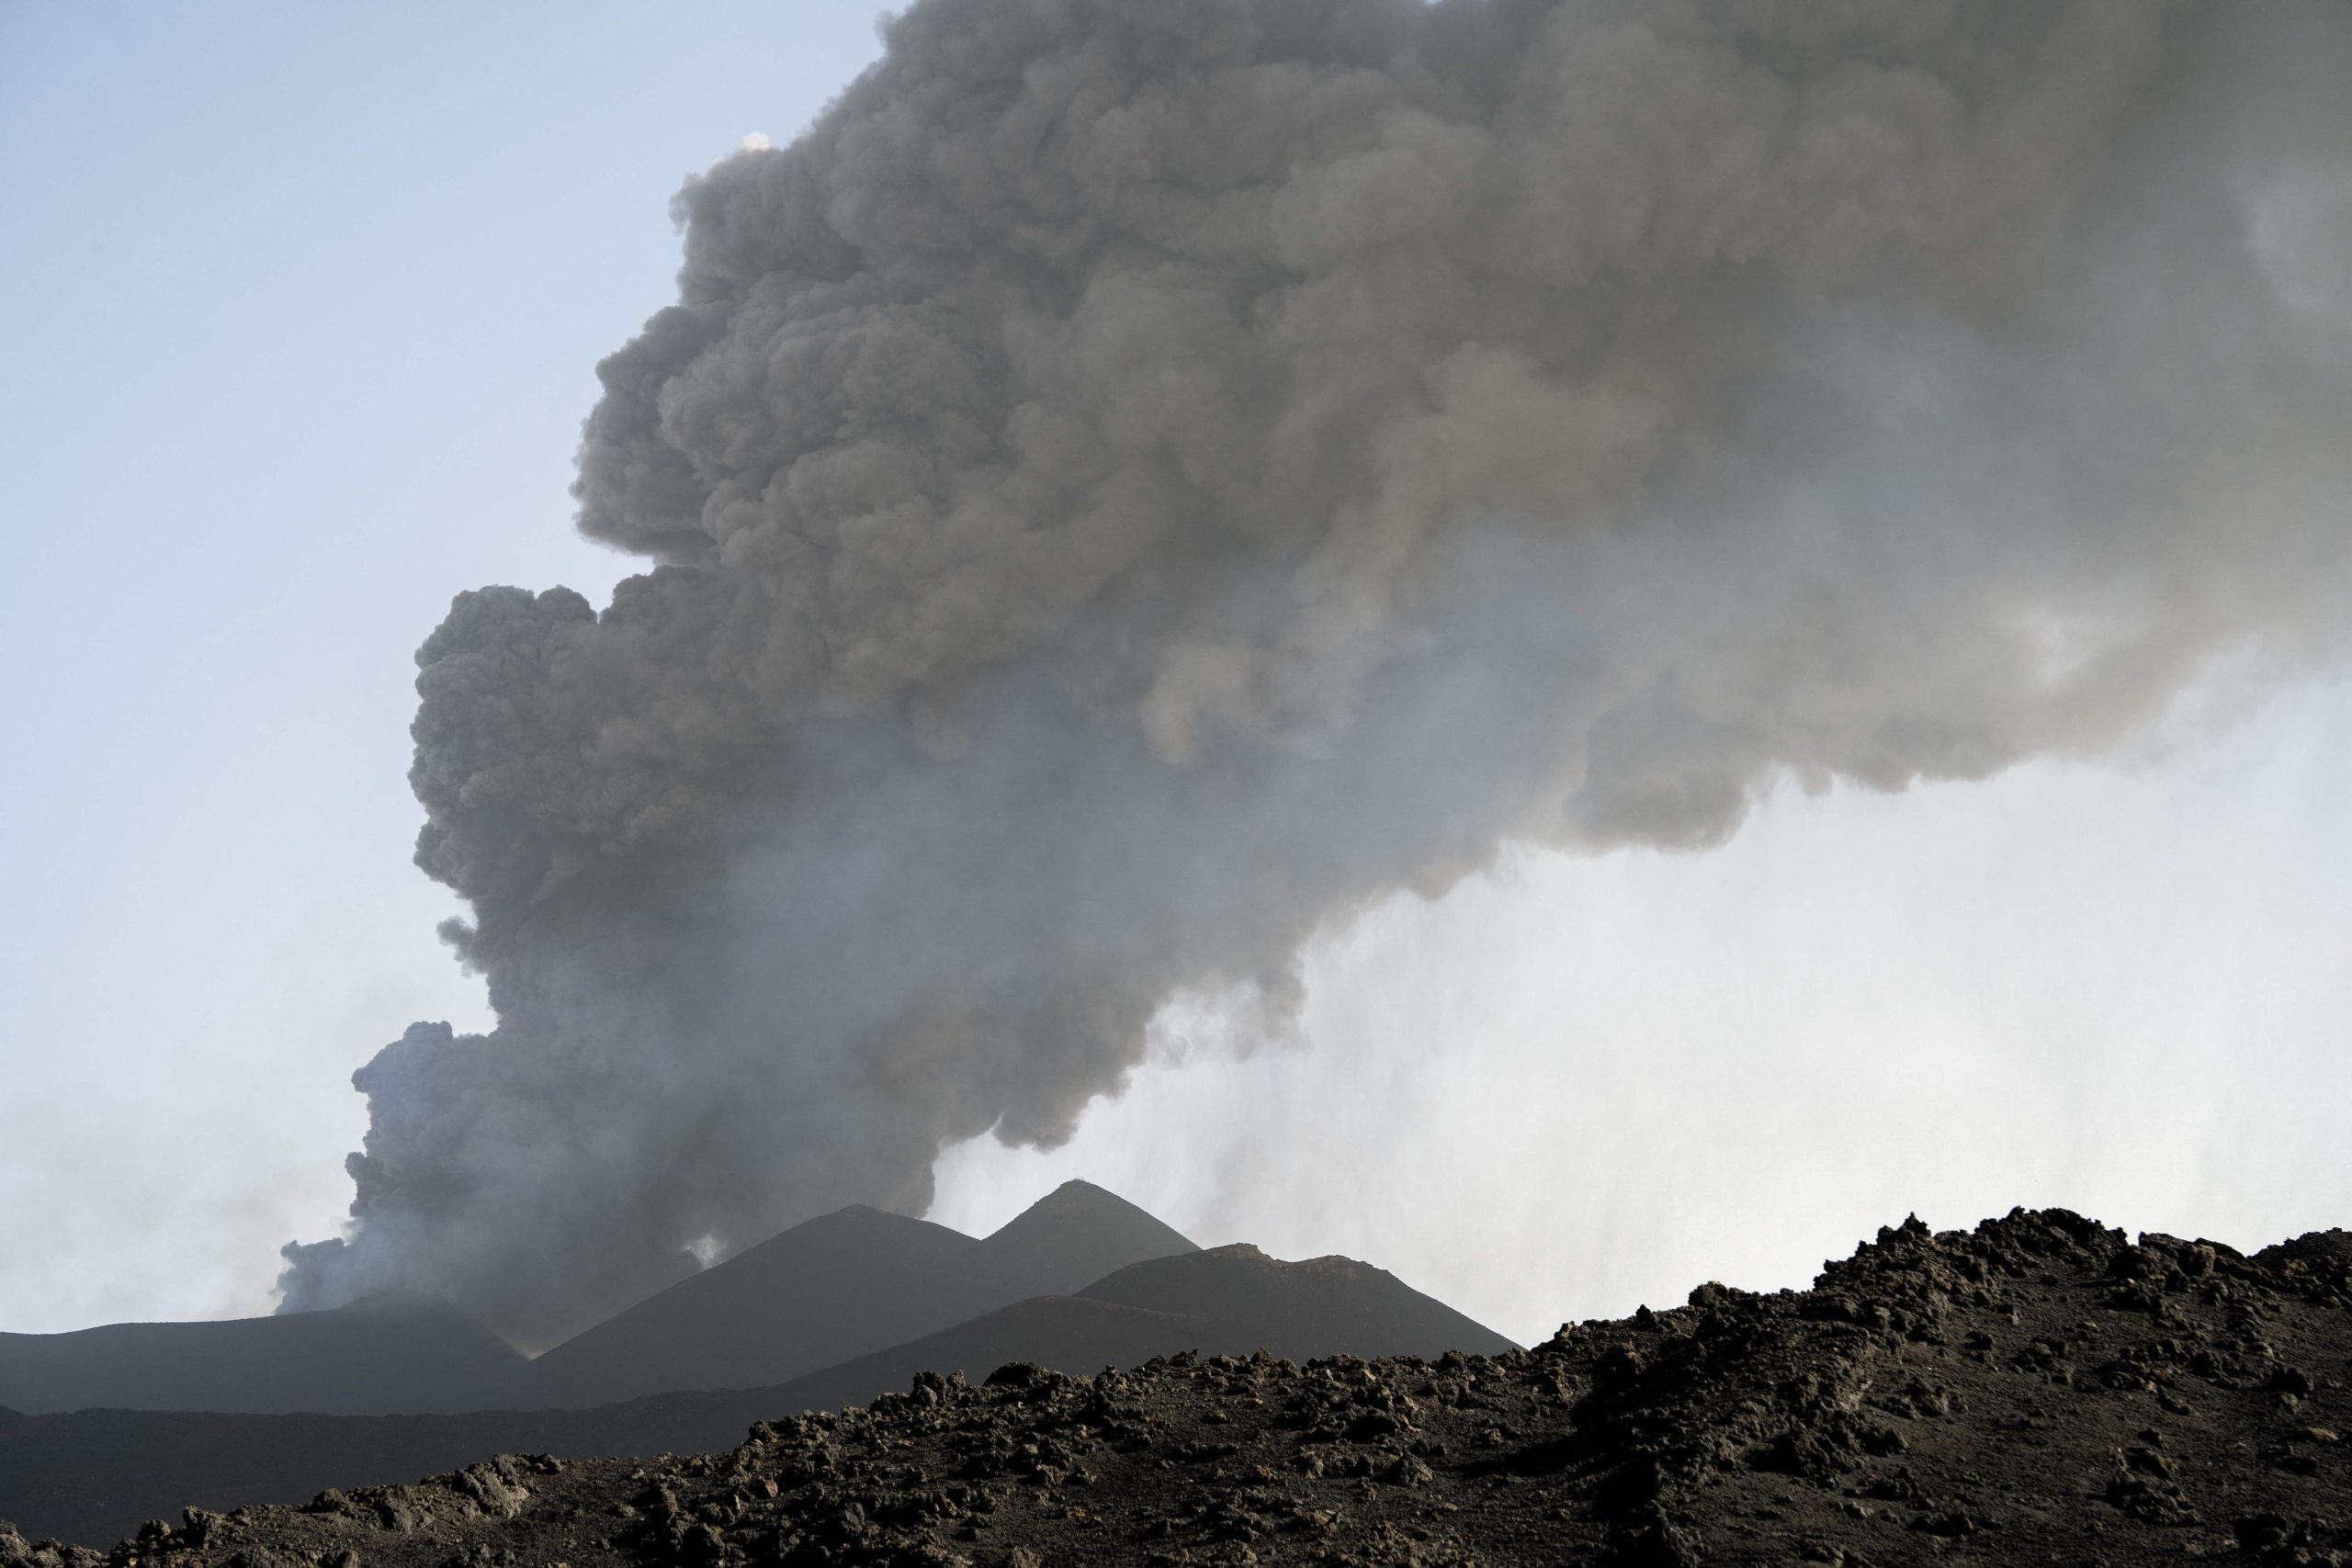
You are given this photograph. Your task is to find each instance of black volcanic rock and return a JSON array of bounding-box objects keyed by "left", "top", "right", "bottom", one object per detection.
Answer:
[
  {"left": 2256, "top": 1227, "right": 2352, "bottom": 1287},
  {"left": 0, "top": 1292, "right": 524, "bottom": 1416},
  {"left": 522, "top": 1182, "right": 1199, "bottom": 1409},
  {"left": 7, "top": 1209, "right": 2348, "bottom": 1565}
]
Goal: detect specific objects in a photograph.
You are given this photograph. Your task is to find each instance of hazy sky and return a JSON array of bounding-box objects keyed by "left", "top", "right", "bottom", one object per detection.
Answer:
[{"left": 3, "top": 2, "right": 2346, "bottom": 1348}]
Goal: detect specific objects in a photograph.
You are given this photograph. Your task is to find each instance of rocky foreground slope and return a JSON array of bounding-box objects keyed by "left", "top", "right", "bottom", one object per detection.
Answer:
[{"left": 6, "top": 1210, "right": 2347, "bottom": 1566}]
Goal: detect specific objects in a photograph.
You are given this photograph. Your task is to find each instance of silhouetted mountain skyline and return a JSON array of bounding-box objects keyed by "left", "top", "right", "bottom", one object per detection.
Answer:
[
  {"left": 520, "top": 1180, "right": 1200, "bottom": 1407},
  {"left": 0, "top": 1192, "right": 1517, "bottom": 1544},
  {"left": 0, "top": 1292, "right": 527, "bottom": 1418},
  {"left": 0, "top": 1182, "right": 1504, "bottom": 1432}
]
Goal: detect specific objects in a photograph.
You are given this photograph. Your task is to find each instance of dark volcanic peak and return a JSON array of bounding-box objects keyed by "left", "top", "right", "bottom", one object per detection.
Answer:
[
  {"left": 0, "top": 1180, "right": 1202, "bottom": 1428},
  {"left": 0, "top": 1295, "right": 524, "bottom": 1417},
  {"left": 0, "top": 1230, "right": 1502, "bottom": 1543},
  {"left": 1081, "top": 1245, "right": 1520, "bottom": 1362},
  {"left": 956, "top": 1180, "right": 1200, "bottom": 1303},
  {"left": 6, "top": 1209, "right": 2346, "bottom": 1565},
  {"left": 521, "top": 1205, "right": 978, "bottom": 1409},
  {"left": 524, "top": 1181, "right": 1198, "bottom": 1410}
]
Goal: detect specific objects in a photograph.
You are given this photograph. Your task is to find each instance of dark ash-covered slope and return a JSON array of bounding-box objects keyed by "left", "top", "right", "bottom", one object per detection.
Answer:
[
  {"left": 944, "top": 1180, "right": 1201, "bottom": 1308},
  {"left": 1080, "top": 1246, "right": 1515, "bottom": 1363},
  {"left": 0, "top": 1294, "right": 525, "bottom": 1417},
  {"left": 0, "top": 1241, "right": 1498, "bottom": 1545},
  {"left": 523, "top": 1182, "right": 1197, "bottom": 1409},
  {"left": 7, "top": 1211, "right": 2349, "bottom": 1565},
  {"left": 725, "top": 1241, "right": 1518, "bottom": 1423},
  {"left": 517, "top": 1207, "right": 978, "bottom": 1410}
]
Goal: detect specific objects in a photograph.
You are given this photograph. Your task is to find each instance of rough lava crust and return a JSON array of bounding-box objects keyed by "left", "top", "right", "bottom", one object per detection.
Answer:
[{"left": 12, "top": 1210, "right": 2349, "bottom": 1565}]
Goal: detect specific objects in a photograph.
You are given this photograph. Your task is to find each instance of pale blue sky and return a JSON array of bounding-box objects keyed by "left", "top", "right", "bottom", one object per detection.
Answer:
[
  {"left": 0, "top": 0, "right": 896, "bottom": 1328},
  {"left": 3, "top": 3, "right": 2347, "bottom": 1344}
]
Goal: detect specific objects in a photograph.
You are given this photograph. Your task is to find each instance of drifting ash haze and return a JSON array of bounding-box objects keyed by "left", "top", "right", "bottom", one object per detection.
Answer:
[{"left": 281, "top": 0, "right": 2352, "bottom": 1346}]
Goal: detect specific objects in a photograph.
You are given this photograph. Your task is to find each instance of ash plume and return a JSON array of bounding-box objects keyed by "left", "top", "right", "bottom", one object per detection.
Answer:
[{"left": 280, "top": 0, "right": 2352, "bottom": 1345}]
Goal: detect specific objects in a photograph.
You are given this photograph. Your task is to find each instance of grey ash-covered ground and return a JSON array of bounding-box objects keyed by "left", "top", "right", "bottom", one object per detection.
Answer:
[{"left": 7, "top": 1210, "right": 2347, "bottom": 1567}]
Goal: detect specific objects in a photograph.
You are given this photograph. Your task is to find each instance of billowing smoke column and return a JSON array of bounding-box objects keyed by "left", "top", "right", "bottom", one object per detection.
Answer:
[{"left": 282, "top": 0, "right": 2352, "bottom": 1345}]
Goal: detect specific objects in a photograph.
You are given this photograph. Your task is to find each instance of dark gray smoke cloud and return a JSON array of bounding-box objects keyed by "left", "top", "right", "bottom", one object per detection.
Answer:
[{"left": 279, "top": 0, "right": 2352, "bottom": 1346}]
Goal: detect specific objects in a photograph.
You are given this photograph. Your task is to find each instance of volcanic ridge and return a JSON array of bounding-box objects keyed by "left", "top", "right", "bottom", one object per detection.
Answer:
[
  {"left": 0, "top": 1183, "right": 1507, "bottom": 1546},
  {"left": 5, "top": 1207, "right": 2347, "bottom": 1565}
]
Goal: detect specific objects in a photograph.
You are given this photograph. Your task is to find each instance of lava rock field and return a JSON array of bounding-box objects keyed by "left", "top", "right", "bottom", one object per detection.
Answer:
[{"left": 6, "top": 1209, "right": 2346, "bottom": 1566}]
